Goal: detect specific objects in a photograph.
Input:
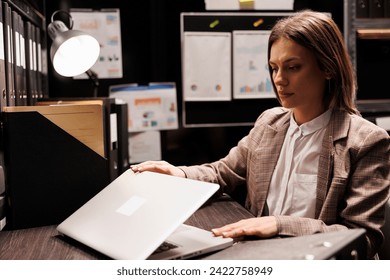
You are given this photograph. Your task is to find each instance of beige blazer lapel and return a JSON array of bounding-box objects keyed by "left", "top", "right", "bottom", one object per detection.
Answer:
[
  {"left": 315, "top": 109, "right": 350, "bottom": 217},
  {"left": 253, "top": 112, "right": 290, "bottom": 216}
]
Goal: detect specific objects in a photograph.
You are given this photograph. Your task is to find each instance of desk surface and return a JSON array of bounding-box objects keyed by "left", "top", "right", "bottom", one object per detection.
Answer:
[
  {"left": 0, "top": 195, "right": 366, "bottom": 260},
  {"left": 0, "top": 195, "right": 253, "bottom": 260}
]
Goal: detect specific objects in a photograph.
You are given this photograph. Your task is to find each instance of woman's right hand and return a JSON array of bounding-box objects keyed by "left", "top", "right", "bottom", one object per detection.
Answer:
[{"left": 130, "top": 161, "right": 186, "bottom": 178}]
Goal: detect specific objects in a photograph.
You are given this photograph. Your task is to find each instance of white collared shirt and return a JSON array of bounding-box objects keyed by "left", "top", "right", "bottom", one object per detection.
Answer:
[{"left": 266, "top": 109, "right": 332, "bottom": 218}]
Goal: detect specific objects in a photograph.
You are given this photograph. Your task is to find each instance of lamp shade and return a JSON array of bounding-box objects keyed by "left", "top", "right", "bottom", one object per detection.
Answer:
[{"left": 48, "top": 19, "right": 100, "bottom": 77}]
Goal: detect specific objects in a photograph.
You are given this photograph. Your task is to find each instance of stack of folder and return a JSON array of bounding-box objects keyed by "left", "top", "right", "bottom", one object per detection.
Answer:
[
  {"left": 37, "top": 97, "right": 130, "bottom": 180},
  {"left": 2, "top": 103, "right": 110, "bottom": 229},
  {"left": 1, "top": 97, "right": 129, "bottom": 229},
  {"left": 0, "top": 0, "right": 46, "bottom": 112},
  {"left": 0, "top": 0, "right": 47, "bottom": 231},
  {"left": 0, "top": 2, "right": 131, "bottom": 231}
]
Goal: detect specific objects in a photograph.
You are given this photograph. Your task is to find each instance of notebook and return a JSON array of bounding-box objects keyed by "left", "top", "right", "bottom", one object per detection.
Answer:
[{"left": 56, "top": 170, "right": 233, "bottom": 260}]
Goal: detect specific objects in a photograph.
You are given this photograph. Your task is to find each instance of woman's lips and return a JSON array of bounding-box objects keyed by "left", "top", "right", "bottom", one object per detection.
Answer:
[{"left": 278, "top": 92, "right": 294, "bottom": 98}]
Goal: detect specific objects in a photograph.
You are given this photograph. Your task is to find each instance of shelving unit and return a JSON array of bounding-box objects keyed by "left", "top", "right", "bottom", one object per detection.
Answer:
[
  {"left": 344, "top": 0, "right": 390, "bottom": 69},
  {"left": 356, "top": 28, "right": 390, "bottom": 39},
  {"left": 344, "top": 0, "right": 390, "bottom": 120}
]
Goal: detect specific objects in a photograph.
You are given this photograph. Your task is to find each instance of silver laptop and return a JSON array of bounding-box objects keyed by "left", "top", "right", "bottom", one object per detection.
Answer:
[{"left": 56, "top": 170, "right": 233, "bottom": 260}]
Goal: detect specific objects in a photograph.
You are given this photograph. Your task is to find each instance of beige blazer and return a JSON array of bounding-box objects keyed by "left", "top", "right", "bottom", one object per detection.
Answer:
[{"left": 180, "top": 107, "right": 390, "bottom": 258}]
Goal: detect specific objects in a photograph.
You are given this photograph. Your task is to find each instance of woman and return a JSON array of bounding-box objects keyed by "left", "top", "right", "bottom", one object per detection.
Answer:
[{"left": 131, "top": 10, "right": 390, "bottom": 259}]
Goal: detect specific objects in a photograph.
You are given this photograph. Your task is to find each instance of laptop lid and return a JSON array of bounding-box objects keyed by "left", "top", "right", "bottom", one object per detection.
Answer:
[{"left": 57, "top": 170, "right": 220, "bottom": 259}]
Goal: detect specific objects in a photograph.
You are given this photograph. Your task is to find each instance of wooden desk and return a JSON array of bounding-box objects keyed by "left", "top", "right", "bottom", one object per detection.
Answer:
[
  {"left": 0, "top": 194, "right": 253, "bottom": 260},
  {"left": 0, "top": 194, "right": 366, "bottom": 260}
]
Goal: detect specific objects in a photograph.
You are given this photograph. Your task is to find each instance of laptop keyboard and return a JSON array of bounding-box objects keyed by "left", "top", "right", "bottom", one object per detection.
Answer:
[{"left": 152, "top": 241, "right": 178, "bottom": 255}]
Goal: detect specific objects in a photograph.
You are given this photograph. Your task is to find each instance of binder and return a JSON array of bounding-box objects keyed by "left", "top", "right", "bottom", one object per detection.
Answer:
[
  {"left": 2, "top": 1, "right": 15, "bottom": 106},
  {"left": 24, "top": 20, "right": 36, "bottom": 105},
  {"left": 115, "top": 102, "right": 130, "bottom": 175},
  {"left": 356, "top": 0, "right": 369, "bottom": 18},
  {"left": 35, "top": 25, "right": 43, "bottom": 99},
  {"left": 30, "top": 19, "right": 38, "bottom": 102},
  {"left": 18, "top": 12, "right": 27, "bottom": 105},
  {"left": 0, "top": 2, "right": 5, "bottom": 227},
  {"left": 11, "top": 10, "right": 25, "bottom": 105},
  {"left": 2, "top": 106, "right": 110, "bottom": 229},
  {"left": 0, "top": 2, "right": 7, "bottom": 111},
  {"left": 369, "top": 0, "right": 385, "bottom": 18}
]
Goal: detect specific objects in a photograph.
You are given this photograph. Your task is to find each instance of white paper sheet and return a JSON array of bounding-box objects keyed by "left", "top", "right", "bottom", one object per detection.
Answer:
[
  {"left": 71, "top": 9, "right": 123, "bottom": 79},
  {"left": 183, "top": 32, "right": 232, "bottom": 101},
  {"left": 109, "top": 84, "right": 178, "bottom": 132},
  {"left": 205, "top": 0, "right": 294, "bottom": 10},
  {"left": 255, "top": 0, "right": 294, "bottom": 10},
  {"left": 376, "top": 116, "right": 390, "bottom": 131},
  {"left": 233, "top": 30, "right": 275, "bottom": 99},
  {"left": 129, "top": 131, "right": 161, "bottom": 164}
]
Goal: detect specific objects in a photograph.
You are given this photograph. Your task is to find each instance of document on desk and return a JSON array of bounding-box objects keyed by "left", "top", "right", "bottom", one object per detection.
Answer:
[{"left": 3, "top": 104, "right": 105, "bottom": 157}]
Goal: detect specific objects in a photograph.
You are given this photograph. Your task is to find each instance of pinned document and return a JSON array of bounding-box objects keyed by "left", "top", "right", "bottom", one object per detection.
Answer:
[
  {"left": 129, "top": 130, "right": 162, "bottom": 164},
  {"left": 109, "top": 83, "right": 179, "bottom": 132},
  {"left": 233, "top": 30, "right": 275, "bottom": 99},
  {"left": 204, "top": 0, "right": 294, "bottom": 10},
  {"left": 376, "top": 116, "right": 390, "bottom": 131},
  {"left": 183, "top": 32, "right": 231, "bottom": 101},
  {"left": 71, "top": 8, "right": 123, "bottom": 79}
]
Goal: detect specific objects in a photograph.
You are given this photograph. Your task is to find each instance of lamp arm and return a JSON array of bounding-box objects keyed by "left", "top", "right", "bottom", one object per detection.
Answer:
[
  {"left": 85, "top": 69, "right": 99, "bottom": 97},
  {"left": 51, "top": 10, "right": 74, "bottom": 29}
]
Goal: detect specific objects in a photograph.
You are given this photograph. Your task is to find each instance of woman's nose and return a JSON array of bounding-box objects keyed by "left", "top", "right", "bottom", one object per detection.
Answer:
[{"left": 273, "top": 70, "right": 287, "bottom": 86}]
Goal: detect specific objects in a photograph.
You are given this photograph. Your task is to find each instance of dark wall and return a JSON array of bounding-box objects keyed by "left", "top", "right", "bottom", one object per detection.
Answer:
[
  {"left": 45, "top": 0, "right": 205, "bottom": 100},
  {"left": 44, "top": 0, "right": 344, "bottom": 166}
]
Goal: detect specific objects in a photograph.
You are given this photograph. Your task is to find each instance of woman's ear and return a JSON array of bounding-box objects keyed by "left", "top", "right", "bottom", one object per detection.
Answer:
[{"left": 324, "top": 70, "right": 332, "bottom": 80}]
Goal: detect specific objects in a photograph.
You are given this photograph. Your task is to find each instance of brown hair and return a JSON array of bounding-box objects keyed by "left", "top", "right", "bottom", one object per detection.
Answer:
[{"left": 268, "top": 10, "right": 358, "bottom": 115}]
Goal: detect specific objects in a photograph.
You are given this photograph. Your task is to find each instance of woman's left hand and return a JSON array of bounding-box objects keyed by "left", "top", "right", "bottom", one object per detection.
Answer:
[{"left": 211, "top": 216, "right": 278, "bottom": 239}]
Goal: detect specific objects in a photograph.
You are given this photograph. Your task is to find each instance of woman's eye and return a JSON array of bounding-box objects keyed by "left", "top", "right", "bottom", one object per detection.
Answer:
[{"left": 288, "top": 65, "right": 300, "bottom": 71}]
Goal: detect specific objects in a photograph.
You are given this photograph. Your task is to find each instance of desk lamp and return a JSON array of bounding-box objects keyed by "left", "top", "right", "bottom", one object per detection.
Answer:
[{"left": 47, "top": 10, "right": 100, "bottom": 79}]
